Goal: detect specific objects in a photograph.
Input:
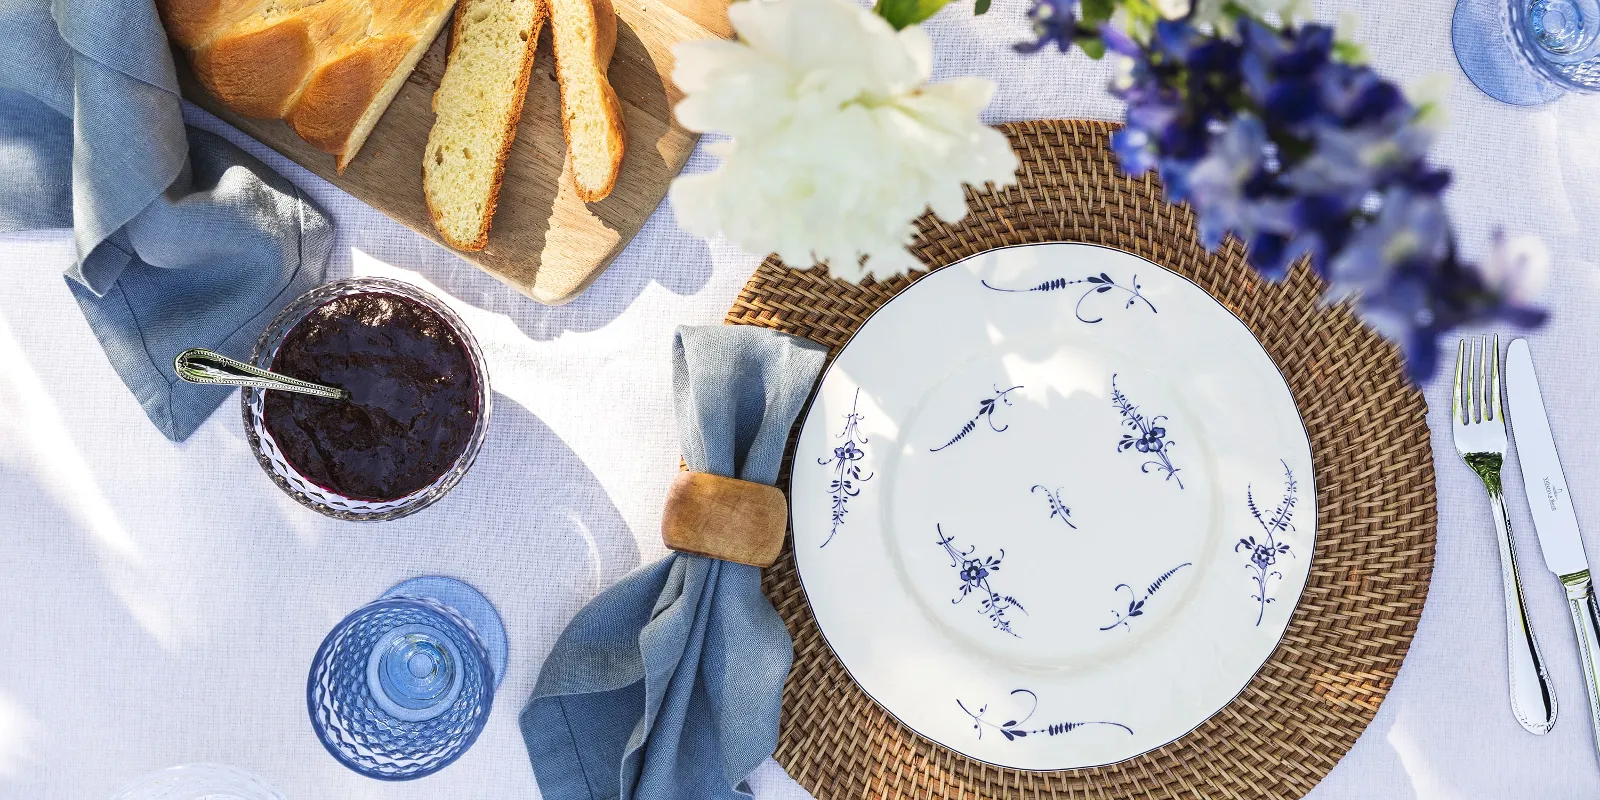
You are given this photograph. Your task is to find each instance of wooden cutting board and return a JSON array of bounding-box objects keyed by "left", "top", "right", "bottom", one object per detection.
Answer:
[{"left": 176, "top": 0, "right": 731, "bottom": 305}]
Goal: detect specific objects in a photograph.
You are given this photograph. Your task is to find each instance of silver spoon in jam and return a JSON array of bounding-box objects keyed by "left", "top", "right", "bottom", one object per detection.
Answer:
[{"left": 174, "top": 348, "right": 350, "bottom": 401}]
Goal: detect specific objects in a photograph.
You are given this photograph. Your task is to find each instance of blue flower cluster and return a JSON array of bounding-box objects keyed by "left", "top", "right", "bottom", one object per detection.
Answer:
[
  {"left": 1015, "top": 0, "right": 1079, "bottom": 53},
  {"left": 1029, "top": 14, "right": 1544, "bottom": 379}
]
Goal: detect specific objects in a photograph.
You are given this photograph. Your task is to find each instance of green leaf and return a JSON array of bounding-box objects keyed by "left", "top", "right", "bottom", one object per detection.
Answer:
[
  {"left": 1080, "top": 0, "right": 1115, "bottom": 24},
  {"left": 1414, "top": 100, "right": 1444, "bottom": 127},
  {"left": 974, "top": 0, "right": 990, "bottom": 15},
  {"left": 1333, "top": 40, "right": 1367, "bottom": 64},
  {"left": 1124, "top": 0, "right": 1159, "bottom": 26},
  {"left": 1075, "top": 33, "right": 1107, "bottom": 59},
  {"left": 874, "top": 0, "right": 953, "bottom": 29}
]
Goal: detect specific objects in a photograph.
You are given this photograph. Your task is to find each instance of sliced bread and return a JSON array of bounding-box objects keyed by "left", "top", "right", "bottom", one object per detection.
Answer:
[
  {"left": 423, "top": 0, "right": 547, "bottom": 250},
  {"left": 548, "top": 0, "right": 625, "bottom": 201}
]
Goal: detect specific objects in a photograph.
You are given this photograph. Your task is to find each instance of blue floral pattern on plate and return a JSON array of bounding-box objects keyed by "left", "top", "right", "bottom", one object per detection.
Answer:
[
  {"left": 930, "top": 385, "right": 1023, "bottom": 452},
  {"left": 1112, "top": 374, "right": 1183, "bottom": 489},
  {"left": 957, "top": 689, "right": 1132, "bottom": 741},
  {"left": 1100, "top": 562, "right": 1192, "bottom": 631},
  {"left": 1031, "top": 485, "right": 1077, "bottom": 529},
  {"left": 982, "top": 270, "right": 1157, "bottom": 323},
  {"left": 787, "top": 244, "right": 1320, "bottom": 771},
  {"left": 938, "top": 525, "right": 1026, "bottom": 637},
  {"left": 1237, "top": 461, "right": 1298, "bottom": 625},
  {"left": 817, "top": 388, "right": 874, "bottom": 548}
]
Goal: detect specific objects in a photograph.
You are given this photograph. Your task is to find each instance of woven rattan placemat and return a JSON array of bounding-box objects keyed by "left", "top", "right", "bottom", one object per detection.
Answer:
[{"left": 722, "top": 120, "right": 1438, "bottom": 800}]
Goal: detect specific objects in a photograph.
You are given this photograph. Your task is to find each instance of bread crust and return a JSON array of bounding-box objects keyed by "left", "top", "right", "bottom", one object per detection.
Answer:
[
  {"left": 157, "top": 0, "right": 223, "bottom": 48},
  {"left": 422, "top": 0, "right": 548, "bottom": 251},
  {"left": 550, "top": 0, "right": 625, "bottom": 202},
  {"left": 191, "top": 17, "right": 315, "bottom": 118},
  {"left": 157, "top": 0, "right": 456, "bottom": 168},
  {"left": 590, "top": 0, "right": 616, "bottom": 65}
]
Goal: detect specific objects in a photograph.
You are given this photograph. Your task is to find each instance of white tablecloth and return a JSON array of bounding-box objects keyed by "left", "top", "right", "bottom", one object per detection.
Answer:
[{"left": 5, "top": 0, "right": 1600, "bottom": 796}]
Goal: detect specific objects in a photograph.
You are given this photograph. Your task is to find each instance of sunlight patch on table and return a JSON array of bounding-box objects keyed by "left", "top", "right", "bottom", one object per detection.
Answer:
[
  {"left": 350, "top": 247, "right": 514, "bottom": 338},
  {"left": 0, "top": 691, "right": 39, "bottom": 780},
  {"left": 0, "top": 310, "right": 177, "bottom": 649},
  {"left": 1387, "top": 715, "right": 1444, "bottom": 799}
]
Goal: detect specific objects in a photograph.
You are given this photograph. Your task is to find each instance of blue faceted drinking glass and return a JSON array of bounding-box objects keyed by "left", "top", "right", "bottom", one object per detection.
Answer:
[
  {"left": 1454, "top": 0, "right": 1600, "bottom": 104},
  {"left": 308, "top": 577, "right": 507, "bottom": 780}
]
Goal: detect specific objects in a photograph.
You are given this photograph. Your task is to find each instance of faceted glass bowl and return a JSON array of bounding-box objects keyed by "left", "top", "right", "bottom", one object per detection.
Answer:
[
  {"left": 307, "top": 595, "right": 494, "bottom": 780},
  {"left": 242, "top": 277, "right": 491, "bottom": 522}
]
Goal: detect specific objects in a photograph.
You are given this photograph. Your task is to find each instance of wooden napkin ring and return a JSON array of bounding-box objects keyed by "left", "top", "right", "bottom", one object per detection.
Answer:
[{"left": 662, "top": 472, "right": 788, "bottom": 568}]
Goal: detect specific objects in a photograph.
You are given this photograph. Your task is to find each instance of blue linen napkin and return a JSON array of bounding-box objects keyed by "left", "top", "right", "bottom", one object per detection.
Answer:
[
  {"left": 0, "top": 0, "right": 331, "bottom": 441},
  {"left": 522, "top": 324, "right": 828, "bottom": 800}
]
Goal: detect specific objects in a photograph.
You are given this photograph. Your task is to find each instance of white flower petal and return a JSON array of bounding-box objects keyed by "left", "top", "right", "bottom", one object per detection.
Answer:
[
  {"left": 1154, "top": 0, "right": 1191, "bottom": 19},
  {"left": 895, "top": 25, "right": 935, "bottom": 85},
  {"left": 664, "top": 0, "right": 1016, "bottom": 284},
  {"left": 1405, "top": 72, "right": 1454, "bottom": 133},
  {"left": 668, "top": 172, "right": 728, "bottom": 239},
  {"left": 1483, "top": 232, "right": 1549, "bottom": 305},
  {"left": 928, "top": 77, "right": 998, "bottom": 115},
  {"left": 670, "top": 40, "right": 757, "bottom": 92}
]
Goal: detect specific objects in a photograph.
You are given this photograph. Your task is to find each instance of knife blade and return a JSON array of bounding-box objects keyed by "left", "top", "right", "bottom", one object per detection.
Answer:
[
  {"left": 1507, "top": 337, "right": 1589, "bottom": 578},
  {"left": 1507, "top": 336, "right": 1600, "bottom": 769}
]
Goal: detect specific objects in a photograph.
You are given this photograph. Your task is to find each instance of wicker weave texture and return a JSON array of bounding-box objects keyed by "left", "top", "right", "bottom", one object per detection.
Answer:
[{"left": 722, "top": 120, "right": 1438, "bottom": 800}]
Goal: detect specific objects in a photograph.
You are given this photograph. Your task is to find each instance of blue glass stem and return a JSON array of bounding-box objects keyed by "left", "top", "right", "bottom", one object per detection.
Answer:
[
  {"left": 367, "top": 623, "right": 464, "bottom": 722},
  {"left": 382, "top": 576, "right": 508, "bottom": 688}
]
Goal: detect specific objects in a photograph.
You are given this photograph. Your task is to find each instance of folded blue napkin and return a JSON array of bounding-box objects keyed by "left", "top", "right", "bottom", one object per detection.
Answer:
[
  {"left": 0, "top": 0, "right": 330, "bottom": 441},
  {"left": 522, "top": 324, "right": 828, "bottom": 800}
]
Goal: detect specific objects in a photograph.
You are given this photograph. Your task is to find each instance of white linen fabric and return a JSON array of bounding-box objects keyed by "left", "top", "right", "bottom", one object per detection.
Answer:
[{"left": 3, "top": 0, "right": 1600, "bottom": 796}]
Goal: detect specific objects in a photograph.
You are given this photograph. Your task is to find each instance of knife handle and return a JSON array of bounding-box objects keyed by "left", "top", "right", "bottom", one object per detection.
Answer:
[
  {"left": 1489, "top": 491, "right": 1558, "bottom": 734},
  {"left": 1562, "top": 572, "right": 1600, "bottom": 764}
]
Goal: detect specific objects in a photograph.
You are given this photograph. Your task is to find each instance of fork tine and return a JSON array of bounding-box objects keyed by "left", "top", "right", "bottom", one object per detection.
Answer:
[
  {"left": 1474, "top": 336, "right": 1486, "bottom": 423},
  {"left": 1480, "top": 335, "right": 1491, "bottom": 423},
  {"left": 1491, "top": 333, "right": 1502, "bottom": 421},
  {"left": 1468, "top": 337, "right": 1480, "bottom": 423},
  {"left": 1454, "top": 339, "right": 1466, "bottom": 425}
]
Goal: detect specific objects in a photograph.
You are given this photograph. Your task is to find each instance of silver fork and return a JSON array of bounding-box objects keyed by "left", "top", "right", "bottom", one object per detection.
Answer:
[{"left": 1454, "top": 334, "right": 1557, "bottom": 734}]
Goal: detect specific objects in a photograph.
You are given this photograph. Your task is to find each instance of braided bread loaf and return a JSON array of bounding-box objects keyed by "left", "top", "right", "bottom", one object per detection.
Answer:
[{"left": 158, "top": 0, "right": 458, "bottom": 171}]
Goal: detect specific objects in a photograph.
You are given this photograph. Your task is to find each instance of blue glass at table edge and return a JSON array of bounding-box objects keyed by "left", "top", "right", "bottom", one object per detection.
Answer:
[{"left": 1454, "top": 0, "right": 1600, "bottom": 104}]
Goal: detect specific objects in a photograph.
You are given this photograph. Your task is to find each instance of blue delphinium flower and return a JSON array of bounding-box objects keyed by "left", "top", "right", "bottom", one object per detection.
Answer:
[
  {"left": 1328, "top": 189, "right": 1449, "bottom": 296},
  {"left": 1184, "top": 116, "right": 1289, "bottom": 251},
  {"left": 1016, "top": 0, "right": 1077, "bottom": 53},
  {"left": 1042, "top": 11, "right": 1544, "bottom": 379},
  {"left": 1109, "top": 20, "right": 1244, "bottom": 201}
]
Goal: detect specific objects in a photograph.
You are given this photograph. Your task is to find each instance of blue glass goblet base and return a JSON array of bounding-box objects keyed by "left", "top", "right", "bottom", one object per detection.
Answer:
[
  {"left": 308, "top": 577, "right": 504, "bottom": 780},
  {"left": 1454, "top": 0, "right": 1569, "bottom": 104}
]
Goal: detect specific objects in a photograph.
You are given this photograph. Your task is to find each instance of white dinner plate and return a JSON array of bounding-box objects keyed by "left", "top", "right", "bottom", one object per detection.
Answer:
[{"left": 790, "top": 242, "right": 1315, "bottom": 770}]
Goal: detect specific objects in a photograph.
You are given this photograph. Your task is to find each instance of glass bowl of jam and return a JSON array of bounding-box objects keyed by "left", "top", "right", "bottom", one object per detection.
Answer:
[{"left": 243, "top": 277, "right": 491, "bottom": 521}]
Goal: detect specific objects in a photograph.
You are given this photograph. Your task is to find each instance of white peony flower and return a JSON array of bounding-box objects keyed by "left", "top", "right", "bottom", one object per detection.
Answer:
[{"left": 668, "top": 0, "right": 1019, "bottom": 282}]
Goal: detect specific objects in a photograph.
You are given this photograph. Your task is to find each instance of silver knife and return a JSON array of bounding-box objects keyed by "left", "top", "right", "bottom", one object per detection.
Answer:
[{"left": 1507, "top": 337, "right": 1600, "bottom": 764}]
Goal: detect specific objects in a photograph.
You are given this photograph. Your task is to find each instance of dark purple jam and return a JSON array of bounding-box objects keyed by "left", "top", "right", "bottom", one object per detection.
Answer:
[{"left": 263, "top": 291, "right": 479, "bottom": 502}]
